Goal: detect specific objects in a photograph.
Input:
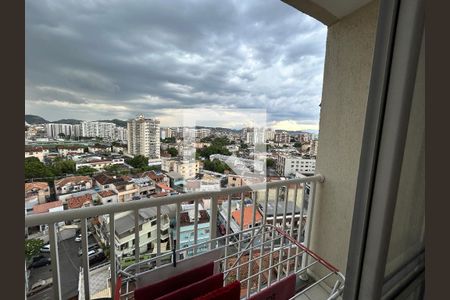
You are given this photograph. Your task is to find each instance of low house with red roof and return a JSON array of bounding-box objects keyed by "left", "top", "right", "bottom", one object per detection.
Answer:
[
  {"left": 155, "top": 182, "right": 173, "bottom": 194},
  {"left": 67, "top": 194, "right": 93, "bottom": 209},
  {"left": 25, "top": 145, "right": 49, "bottom": 162},
  {"left": 25, "top": 182, "right": 50, "bottom": 204},
  {"left": 141, "top": 170, "right": 168, "bottom": 184},
  {"left": 32, "top": 200, "right": 64, "bottom": 214},
  {"left": 54, "top": 175, "right": 93, "bottom": 195},
  {"left": 97, "top": 190, "right": 118, "bottom": 205},
  {"left": 56, "top": 145, "right": 85, "bottom": 157},
  {"left": 231, "top": 205, "right": 263, "bottom": 230}
]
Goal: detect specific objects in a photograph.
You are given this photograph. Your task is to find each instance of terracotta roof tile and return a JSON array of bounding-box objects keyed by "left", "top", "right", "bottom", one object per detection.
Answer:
[
  {"left": 67, "top": 194, "right": 93, "bottom": 209},
  {"left": 33, "top": 201, "right": 63, "bottom": 214},
  {"left": 232, "top": 205, "right": 262, "bottom": 228},
  {"left": 25, "top": 182, "right": 49, "bottom": 193},
  {"left": 55, "top": 176, "right": 92, "bottom": 188},
  {"left": 98, "top": 190, "right": 116, "bottom": 197}
]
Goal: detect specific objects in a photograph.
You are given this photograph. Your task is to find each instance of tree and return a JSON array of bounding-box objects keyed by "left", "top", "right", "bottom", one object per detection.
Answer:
[
  {"left": 203, "top": 159, "right": 231, "bottom": 174},
  {"left": 25, "top": 239, "right": 44, "bottom": 260},
  {"left": 25, "top": 157, "right": 53, "bottom": 179},
  {"left": 50, "top": 158, "right": 76, "bottom": 176},
  {"left": 293, "top": 142, "right": 302, "bottom": 148},
  {"left": 76, "top": 166, "right": 97, "bottom": 175},
  {"left": 167, "top": 147, "right": 178, "bottom": 157},
  {"left": 266, "top": 158, "right": 276, "bottom": 168},
  {"left": 197, "top": 137, "right": 232, "bottom": 159},
  {"left": 162, "top": 137, "right": 176, "bottom": 143},
  {"left": 240, "top": 142, "right": 248, "bottom": 150},
  {"left": 125, "top": 155, "right": 149, "bottom": 169}
]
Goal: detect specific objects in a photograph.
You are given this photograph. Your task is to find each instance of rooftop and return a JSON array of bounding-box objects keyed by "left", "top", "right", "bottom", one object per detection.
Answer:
[
  {"left": 258, "top": 200, "right": 301, "bottom": 218},
  {"left": 98, "top": 190, "right": 117, "bottom": 198},
  {"left": 67, "top": 194, "right": 93, "bottom": 209},
  {"left": 156, "top": 183, "right": 173, "bottom": 191},
  {"left": 54, "top": 175, "right": 91, "bottom": 187},
  {"left": 179, "top": 210, "right": 209, "bottom": 226},
  {"left": 232, "top": 205, "right": 263, "bottom": 227},
  {"left": 25, "top": 182, "right": 49, "bottom": 193},
  {"left": 166, "top": 171, "right": 184, "bottom": 179},
  {"left": 32, "top": 200, "right": 63, "bottom": 214},
  {"left": 93, "top": 174, "right": 122, "bottom": 185}
]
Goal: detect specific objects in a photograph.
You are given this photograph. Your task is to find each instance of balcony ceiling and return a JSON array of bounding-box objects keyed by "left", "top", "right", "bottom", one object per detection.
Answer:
[{"left": 282, "top": 0, "right": 373, "bottom": 26}]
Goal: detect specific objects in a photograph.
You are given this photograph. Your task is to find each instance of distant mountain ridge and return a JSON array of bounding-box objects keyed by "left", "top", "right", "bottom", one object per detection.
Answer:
[
  {"left": 97, "top": 119, "right": 127, "bottom": 128},
  {"left": 25, "top": 115, "right": 127, "bottom": 127},
  {"left": 25, "top": 115, "right": 49, "bottom": 124}
]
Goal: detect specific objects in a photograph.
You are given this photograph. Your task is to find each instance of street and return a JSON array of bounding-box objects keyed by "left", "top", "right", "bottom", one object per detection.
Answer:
[{"left": 28, "top": 231, "right": 98, "bottom": 300}]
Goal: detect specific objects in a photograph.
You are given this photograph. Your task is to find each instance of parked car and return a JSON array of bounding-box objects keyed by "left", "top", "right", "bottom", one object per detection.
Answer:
[
  {"left": 29, "top": 257, "right": 51, "bottom": 269},
  {"left": 27, "top": 278, "right": 53, "bottom": 296},
  {"left": 31, "top": 255, "right": 46, "bottom": 263},
  {"left": 78, "top": 243, "right": 99, "bottom": 256},
  {"left": 75, "top": 231, "right": 93, "bottom": 242},
  {"left": 40, "top": 244, "right": 50, "bottom": 253},
  {"left": 89, "top": 252, "right": 106, "bottom": 266}
]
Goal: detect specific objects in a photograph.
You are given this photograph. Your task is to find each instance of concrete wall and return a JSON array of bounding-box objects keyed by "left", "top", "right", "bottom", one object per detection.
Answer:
[{"left": 310, "top": 0, "right": 379, "bottom": 275}]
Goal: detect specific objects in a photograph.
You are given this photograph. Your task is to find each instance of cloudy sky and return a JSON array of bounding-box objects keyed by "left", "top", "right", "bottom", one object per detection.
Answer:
[{"left": 25, "top": 0, "right": 326, "bottom": 131}]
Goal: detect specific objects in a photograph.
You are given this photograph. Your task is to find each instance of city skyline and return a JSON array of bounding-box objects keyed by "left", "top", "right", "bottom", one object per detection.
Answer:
[
  {"left": 25, "top": 0, "right": 326, "bottom": 132},
  {"left": 25, "top": 113, "right": 319, "bottom": 133}
]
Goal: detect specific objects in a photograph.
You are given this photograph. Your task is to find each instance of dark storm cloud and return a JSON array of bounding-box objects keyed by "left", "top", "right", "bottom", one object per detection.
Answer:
[{"left": 25, "top": 0, "right": 326, "bottom": 126}]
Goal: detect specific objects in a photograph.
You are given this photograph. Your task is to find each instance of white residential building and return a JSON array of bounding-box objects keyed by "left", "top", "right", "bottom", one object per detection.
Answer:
[
  {"left": 276, "top": 155, "right": 316, "bottom": 176},
  {"left": 161, "top": 158, "right": 200, "bottom": 179},
  {"left": 127, "top": 115, "right": 160, "bottom": 159},
  {"left": 195, "top": 128, "right": 211, "bottom": 140},
  {"left": 97, "top": 207, "right": 172, "bottom": 258},
  {"left": 309, "top": 140, "right": 319, "bottom": 157},
  {"left": 75, "top": 158, "right": 125, "bottom": 171},
  {"left": 242, "top": 127, "right": 265, "bottom": 145},
  {"left": 115, "top": 127, "right": 128, "bottom": 142},
  {"left": 264, "top": 128, "right": 275, "bottom": 141},
  {"left": 45, "top": 123, "right": 80, "bottom": 138},
  {"left": 81, "top": 121, "right": 115, "bottom": 140},
  {"left": 274, "top": 131, "right": 290, "bottom": 144}
]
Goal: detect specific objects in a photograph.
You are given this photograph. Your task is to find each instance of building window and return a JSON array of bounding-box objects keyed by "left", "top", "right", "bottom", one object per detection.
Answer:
[
  {"left": 147, "top": 232, "right": 151, "bottom": 238},
  {"left": 151, "top": 220, "right": 157, "bottom": 226}
]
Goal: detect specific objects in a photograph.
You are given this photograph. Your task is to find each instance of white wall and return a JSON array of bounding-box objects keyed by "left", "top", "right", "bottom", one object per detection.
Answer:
[{"left": 311, "top": 0, "right": 379, "bottom": 275}]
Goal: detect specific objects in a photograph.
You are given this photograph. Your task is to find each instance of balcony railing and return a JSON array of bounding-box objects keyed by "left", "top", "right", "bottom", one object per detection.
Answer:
[{"left": 25, "top": 174, "right": 344, "bottom": 299}]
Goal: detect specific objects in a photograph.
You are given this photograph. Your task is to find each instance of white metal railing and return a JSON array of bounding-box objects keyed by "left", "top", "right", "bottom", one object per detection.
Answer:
[{"left": 25, "top": 174, "right": 327, "bottom": 300}]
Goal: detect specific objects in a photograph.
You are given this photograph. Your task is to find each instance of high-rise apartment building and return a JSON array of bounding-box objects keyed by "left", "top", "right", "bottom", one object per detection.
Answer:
[
  {"left": 114, "top": 127, "right": 128, "bottom": 142},
  {"left": 127, "top": 115, "right": 160, "bottom": 159},
  {"left": 80, "top": 121, "right": 127, "bottom": 141},
  {"left": 81, "top": 121, "right": 115, "bottom": 140},
  {"left": 45, "top": 123, "right": 81, "bottom": 138},
  {"left": 276, "top": 154, "right": 316, "bottom": 176},
  {"left": 274, "top": 131, "right": 290, "bottom": 144},
  {"left": 195, "top": 128, "right": 211, "bottom": 140},
  {"left": 264, "top": 128, "right": 275, "bottom": 141}
]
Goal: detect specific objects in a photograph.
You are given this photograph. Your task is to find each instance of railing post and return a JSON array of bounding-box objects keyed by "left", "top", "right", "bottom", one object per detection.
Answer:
[
  {"left": 193, "top": 199, "right": 199, "bottom": 256},
  {"left": 257, "top": 186, "right": 270, "bottom": 292},
  {"left": 156, "top": 205, "right": 161, "bottom": 266},
  {"left": 48, "top": 222, "right": 62, "bottom": 300},
  {"left": 109, "top": 213, "right": 117, "bottom": 299},
  {"left": 175, "top": 203, "right": 181, "bottom": 251},
  {"left": 209, "top": 196, "right": 218, "bottom": 250},
  {"left": 134, "top": 209, "right": 140, "bottom": 273},
  {"left": 300, "top": 181, "right": 317, "bottom": 280},
  {"left": 81, "top": 218, "right": 91, "bottom": 300},
  {"left": 268, "top": 187, "right": 280, "bottom": 286}
]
